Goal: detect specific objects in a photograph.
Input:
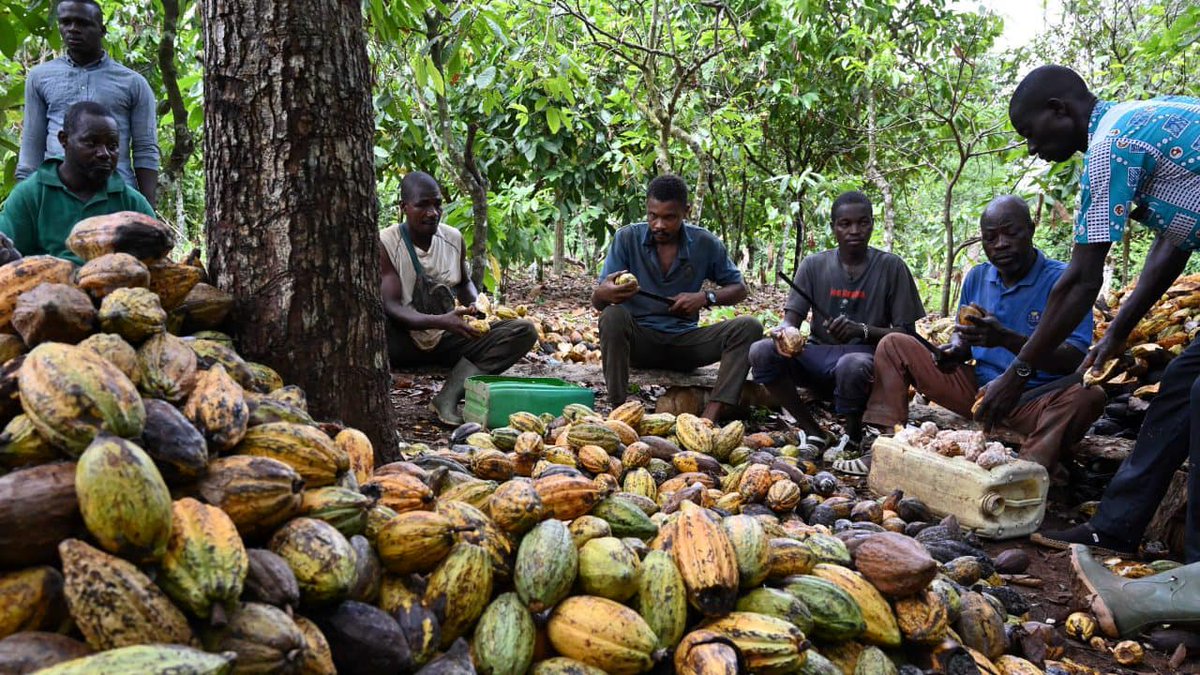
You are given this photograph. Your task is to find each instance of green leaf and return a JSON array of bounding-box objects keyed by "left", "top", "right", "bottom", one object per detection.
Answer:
[
  {"left": 425, "top": 55, "right": 445, "bottom": 96},
  {"left": 475, "top": 66, "right": 496, "bottom": 89},
  {"left": 545, "top": 107, "right": 561, "bottom": 134},
  {"left": 0, "top": 15, "right": 18, "bottom": 58}
]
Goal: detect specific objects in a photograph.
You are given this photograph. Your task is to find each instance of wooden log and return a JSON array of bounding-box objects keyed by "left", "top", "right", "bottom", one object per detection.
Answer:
[{"left": 1145, "top": 469, "right": 1188, "bottom": 552}]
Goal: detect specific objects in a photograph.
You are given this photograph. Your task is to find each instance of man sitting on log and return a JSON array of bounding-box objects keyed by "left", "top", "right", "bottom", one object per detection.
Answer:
[
  {"left": 0, "top": 101, "right": 155, "bottom": 264},
  {"left": 749, "top": 191, "right": 924, "bottom": 460},
  {"left": 979, "top": 66, "right": 1200, "bottom": 561},
  {"left": 858, "top": 195, "right": 1105, "bottom": 477},
  {"left": 592, "top": 174, "right": 762, "bottom": 422},
  {"left": 379, "top": 171, "right": 537, "bottom": 426}
]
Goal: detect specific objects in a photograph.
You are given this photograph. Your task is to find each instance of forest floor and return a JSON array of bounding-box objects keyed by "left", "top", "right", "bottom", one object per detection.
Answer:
[{"left": 388, "top": 269, "right": 1183, "bottom": 674}]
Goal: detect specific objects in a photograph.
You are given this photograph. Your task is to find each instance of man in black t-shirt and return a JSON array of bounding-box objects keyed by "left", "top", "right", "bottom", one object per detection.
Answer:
[{"left": 749, "top": 191, "right": 925, "bottom": 450}]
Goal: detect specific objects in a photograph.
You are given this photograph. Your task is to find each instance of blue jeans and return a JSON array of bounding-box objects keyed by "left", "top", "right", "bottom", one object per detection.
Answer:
[
  {"left": 748, "top": 339, "right": 874, "bottom": 414},
  {"left": 1091, "top": 336, "right": 1200, "bottom": 562}
]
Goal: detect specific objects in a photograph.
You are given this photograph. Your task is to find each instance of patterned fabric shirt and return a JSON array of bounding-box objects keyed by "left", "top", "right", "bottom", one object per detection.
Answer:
[{"left": 1075, "top": 96, "right": 1200, "bottom": 251}]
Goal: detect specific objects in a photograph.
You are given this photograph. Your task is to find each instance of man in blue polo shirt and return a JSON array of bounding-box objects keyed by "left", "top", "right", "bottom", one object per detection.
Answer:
[
  {"left": 864, "top": 195, "right": 1105, "bottom": 472},
  {"left": 592, "top": 174, "right": 762, "bottom": 422}
]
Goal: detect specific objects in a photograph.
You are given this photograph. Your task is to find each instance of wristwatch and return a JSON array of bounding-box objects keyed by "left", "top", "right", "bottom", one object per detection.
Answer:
[
  {"left": 1011, "top": 359, "right": 1035, "bottom": 379},
  {"left": 705, "top": 291, "right": 717, "bottom": 307}
]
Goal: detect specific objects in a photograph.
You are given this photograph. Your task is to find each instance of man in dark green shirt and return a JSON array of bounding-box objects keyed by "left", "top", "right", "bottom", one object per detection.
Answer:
[{"left": 0, "top": 100, "right": 154, "bottom": 265}]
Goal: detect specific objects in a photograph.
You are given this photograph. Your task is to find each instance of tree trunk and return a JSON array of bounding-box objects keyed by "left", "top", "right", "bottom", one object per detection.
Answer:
[
  {"left": 202, "top": 0, "right": 398, "bottom": 462},
  {"left": 553, "top": 200, "right": 565, "bottom": 276},
  {"left": 468, "top": 184, "right": 489, "bottom": 290},
  {"left": 864, "top": 90, "right": 896, "bottom": 252}
]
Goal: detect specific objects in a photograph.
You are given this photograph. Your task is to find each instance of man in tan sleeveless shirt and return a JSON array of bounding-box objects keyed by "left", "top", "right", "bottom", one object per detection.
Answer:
[{"left": 380, "top": 172, "right": 537, "bottom": 425}]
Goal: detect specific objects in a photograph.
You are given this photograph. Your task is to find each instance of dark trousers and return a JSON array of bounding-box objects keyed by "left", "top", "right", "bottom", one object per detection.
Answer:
[
  {"left": 598, "top": 305, "right": 762, "bottom": 407},
  {"left": 1092, "top": 336, "right": 1200, "bottom": 562},
  {"left": 386, "top": 318, "right": 538, "bottom": 373},
  {"left": 748, "top": 339, "right": 874, "bottom": 414}
]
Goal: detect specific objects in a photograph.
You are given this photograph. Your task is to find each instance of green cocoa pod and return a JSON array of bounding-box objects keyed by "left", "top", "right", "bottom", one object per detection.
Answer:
[
  {"left": 473, "top": 592, "right": 535, "bottom": 675},
  {"left": 424, "top": 542, "right": 493, "bottom": 648},
  {"left": 635, "top": 550, "right": 688, "bottom": 650},
  {"left": 515, "top": 519, "right": 577, "bottom": 613},
  {"left": 577, "top": 537, "right": 640, "bottom": 601}
]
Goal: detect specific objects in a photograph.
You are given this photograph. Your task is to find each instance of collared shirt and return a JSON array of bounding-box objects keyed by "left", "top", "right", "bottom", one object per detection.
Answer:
[
  {"left": 598, "top": 222, "right": 743, "bottom": 333},
  {"left": 785, "top": 247, "right": 924, "bottom": 345},
  {"left": 0, "top": 159, "right": 155, "bottom": 264},
  {"left": 17, "top": 53, "right": 160, "bottom": 188},
  {"left": 959, "top": 250, "right": 1093, "bottom": 389},
  {"left": 1075, "top": 96, "right": 1200, "bottom": 251}
]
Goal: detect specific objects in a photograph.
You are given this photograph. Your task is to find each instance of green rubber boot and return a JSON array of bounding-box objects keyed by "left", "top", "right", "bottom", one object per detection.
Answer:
[
  {"left": 431, "top": 358, "right": 483, "bottom": 426},
  {"left": 1070, "top": 544, "right": 1200, "bottom": 638}
]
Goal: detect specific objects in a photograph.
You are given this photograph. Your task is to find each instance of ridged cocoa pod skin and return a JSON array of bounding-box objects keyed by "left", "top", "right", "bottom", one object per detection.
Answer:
[
  {"left": 956, "top": 591, "right": 1009, "bottom": 661},
  {"left": 74, "top": 434, "right": 173, "bottom": 564},
  {"left": 146, "top": 260, "right": 203, "bottom": 311},
  {"left": 0, "top": 463, "right": 82, "bottom": 569},
  {"left": 292, "top": 616, "right": 336, "bottom": 675},
  {"left": 158, "top": 498, "right": 248, "bottom": 623},
  {"left": 97, "top": 287, "right": 167, "bottom": 344},
  {"left": 11, "top": 283, "right": 96, "bottom": 347},
  {"left": 0, "top": 632, "right": 92, "bottom": 674},
  {"left": 18, "top": 342, "right": 145, "bottom": 456},
  {"left": 197, "top": 456, "right": 304, "bottom": 539},
  {"left": 243, "top": 549, "right": 300, "bottom": 614},
  {"left": 76, "top": 333, "right": 138, "bottom": 383},
  {"left": 28, "top": 644, "right": 233, "bottom": 675},
  {"left": 202, "top": 602, "right": 307, "bottom": 674},
  {"left": 75, "top": 253, "right": 150, "bottom": 301},
  {"left": 424, "top": 542, "right": 493, "bottom": 648},
  {"left": 139, "top": 398, "right": 210, "bottom": 485},
  {"left": 0, "top": 567, "right": 67, "bottom": 640},
  {"left": 66, "top": 211, "right": 175, "bottom": 262},
  {"left": 672, "top": 501, "right": 739, "bottom": 617},
  {"left": 515, "top": 519, "right": 578, "bottom": 613},
  {"left": 0, "top": 256, "right": 75, "bottom": 334},
  {"left": 136, "top": 332, "right": 198, "bottom": 404},
  {"left": 311, "top": 600, "right": 414, "bottom": 675},
  {"left": 184, "top": 364, "right": 249, "bottom": 453},
  {"left": 58, "top": 538, "right": 196, "bottom": 651},
  {"left": 473, "top": 592, "right": 536, "bottom": 675},
  {"left": 269, "top": 518, "right": 357, "bottom": 607}
]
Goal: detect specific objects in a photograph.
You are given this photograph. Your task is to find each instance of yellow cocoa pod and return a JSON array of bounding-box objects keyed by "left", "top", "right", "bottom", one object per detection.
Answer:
[
  {"left": 547, "top": 595, "right": 658, "bottom": 675},
  {"left": 268, "top": 518, "right": 356, "bottom": 607},
  {"left": 136, "top": 331, "right": 198, "bottom": 404},
  {"left": 578, "top": 537, "right": 640, "bottom": 601},
  {"left": 235, "top": 422, "right": 346, "bottom": 488},
  {"left": 197, "top": 456, "right": 304, "bottom": 538},
  {"left": 77, "top": 332, "right": 139, "bottom": 382},
  {"left": 0, "top": 565, "right": 66, "bottom": 640},
  {"left": 701, "top": 611, "right": 809, "bottom": 674},
  {"left": 75, "top": 434, "right": 173, "bottom": 564},
  {"left": 364, "top": 473, "right": 435, "bottom": 513},
  {"left": 615, "top": 273, "right": 638, "bottom": 286},
  {"left": 294, "top": 615, "right": 336, "bottom": 675},
  {"left": 59, "top": 538, "right": 196, "bottom": 650},
  {"left": 245, "top": 361, "right": 284, "bottom": 394},
  {"left": 609, "top": 400, "right": 645, "bottom": 429},
  {"left": 534, "top": 473, "right": 606, "bottom": 520},
  {"left": 159, "top": 498, "right": 248, "bottom": 622},
  {"left": 712, "top": 420, "right": 744, "bottom": 460},
  {"left": 424, "top": 542, "right": 493, "bottom": 647},
  {"left": 184, "top": 364, "right": 249, "bottom": 452},
  {"left": 811, "top": 563, "right": 901, "bottom": 648},
  {"left": 603, "top": 419, "right": 639, "bottom": 446},
  {"left": 488, "top": 479, "right": 545, "bottom": 535},
  {"left": 75, "top": 252, "right": 150, "bottom": 302},
  {"left": 145, "top": 259, "right": 203, "bottom": 311},
  {"left": 33, "top": 645, "right": 231, "bottom": 675},
  {"left": 375, "top": 510, "right": 458, "bottom": 575},
  {"left": 98, "top": 287, "right": 166, "bottom": 343},
  {"left": 672, "top": 501, "right": 738, "bottom": 617},
  {"left": 0, "top": 413, "right": 59, "bottom": 470},
  {"left": 676, "top": 414, "right": 715, "bottom": 454},
  {"left": 894, "top": 589, "right": 950, "bottom": 644},
  {"left": 0, "top": 256, "right": 75, "bottom": 333},
  {"left": 66, "top": 211, "right": 174, "bottom": 262},
  {"left": 18, "top": 342, "right": 144, "bottom": 456},
  {"left": 335, "top": 427, "right": 375, "bottom": 486}
]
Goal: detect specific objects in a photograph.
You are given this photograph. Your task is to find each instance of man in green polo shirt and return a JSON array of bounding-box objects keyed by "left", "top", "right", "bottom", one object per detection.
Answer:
[{"left": 0, "top": 100, "right": 154, "bottom": 264}]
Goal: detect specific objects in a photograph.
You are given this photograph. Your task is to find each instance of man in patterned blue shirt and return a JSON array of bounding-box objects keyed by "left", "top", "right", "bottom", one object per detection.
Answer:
[{"left": 978, "top": 65, "right": 1200, "bottom": 564}]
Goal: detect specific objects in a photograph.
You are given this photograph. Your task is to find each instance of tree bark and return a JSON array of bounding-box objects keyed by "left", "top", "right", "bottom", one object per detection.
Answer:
[
  {"left": 864, "top": 90, "right": 896, "bottom": 252},
  {"left": 202, "top": 0, "right": 398, "bottom": 462}
]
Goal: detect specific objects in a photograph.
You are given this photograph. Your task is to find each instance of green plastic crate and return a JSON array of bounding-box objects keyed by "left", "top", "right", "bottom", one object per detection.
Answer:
[{"left": 463, "top": 376, "right": 594, "bottom": 429}]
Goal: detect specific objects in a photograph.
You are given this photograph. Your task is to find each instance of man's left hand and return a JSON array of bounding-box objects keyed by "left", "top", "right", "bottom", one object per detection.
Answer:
[
  {"left": 973, "top": 366, "right": 1024, "bottom": 429},
  {"left": 825, "top": 315, "right": 867, "bottom": 343},
  {"left": 956, "top": 311, "right": 1013, "bottom": 348},
  {"left": 668, "top": 291, "right": 708, "bottom": 317}
]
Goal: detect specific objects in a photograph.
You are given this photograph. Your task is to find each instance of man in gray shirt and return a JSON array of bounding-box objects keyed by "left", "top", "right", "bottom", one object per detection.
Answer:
[
  {"left": 17, "top": 0, "right": 159, "bottom": 204},
  {"left": 749, "top": 191, "right": 925, "bottom": 453}
]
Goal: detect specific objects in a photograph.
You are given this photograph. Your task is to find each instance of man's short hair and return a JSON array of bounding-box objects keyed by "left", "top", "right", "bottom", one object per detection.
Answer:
[
  {"left": 831, "top": 191, "right": 872, "bottom": 222},
  {"left": 56, "top": 0, "right": 104, "bottom": 22},
  {"left": 647, "top": 174, "right": 689, "bottom": 206},
  {"left": 1009, "top": 65, "right": 1091, "bottom": 115},
  {"left": 62, "top": 100, "right": 115, "bottom": 135},
  {"left": 400, "top": 171, "right": 440, "bottom": 203}
]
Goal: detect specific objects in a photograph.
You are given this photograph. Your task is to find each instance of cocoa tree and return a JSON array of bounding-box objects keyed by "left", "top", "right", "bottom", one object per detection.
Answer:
[{"left": 202, "top": 0, "right": 398, "bottom": 460}]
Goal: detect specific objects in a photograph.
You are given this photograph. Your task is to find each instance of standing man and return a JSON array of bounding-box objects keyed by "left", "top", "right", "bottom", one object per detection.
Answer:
[
  {"left": 863, "top": 196, "right": 1105, "bottom": 474},
  {"left": 0, "top": 101, "right": 155, "bottom": 264},
  {"left": 379, "top": 171, "right": 537, "bottom": 426},
  {"left": 592, "top": 174, "right": 761, "bottom": 422},
  {"left": 748, "top": 191, "right": 924, "bottom": 454},
  {"left": 980, "top": 65, "right": 1200, "bottom": 560},
  {"left": 17, "top": 0, "right": 159, "bottom": 203}
]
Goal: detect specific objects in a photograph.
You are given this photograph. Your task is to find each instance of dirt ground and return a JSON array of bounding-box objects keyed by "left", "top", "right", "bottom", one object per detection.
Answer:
[{"left": 389, "top": 270, "right": 1190, "bottom": 673}]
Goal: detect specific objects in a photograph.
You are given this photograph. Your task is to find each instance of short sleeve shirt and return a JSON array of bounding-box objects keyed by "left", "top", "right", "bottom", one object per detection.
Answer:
[
  {"left": 785, "top": 248, "right": 925, "bottom": 345},
  {"left": 0, "top": 159, "right": 155, "bottom": 265},
  {"left": 958, "top": 250, "right": 1093, "bottom": 389},
  {"left": 598, "top": 222, "right": 743, "bottom": 334},
  {"left": 1075, "top": 97, "right": 1200, "bottom": 251}
]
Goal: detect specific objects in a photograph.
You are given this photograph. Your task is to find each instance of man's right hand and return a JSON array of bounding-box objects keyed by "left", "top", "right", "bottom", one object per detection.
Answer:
[
  {"left": 1078, "top": 336, "right": 1122, "bottom": 375},
  {"left": 438, "top": 307, "right": 483, "bottom": 339},
  {"left": 770, "top": 326, "right": 804, "bottom": 358},
  {"left": 933, "top": 343, "right": 968, "bottom": 372},
  {"left": 595, "top": 271, "right": 639, "bottom": 307}
]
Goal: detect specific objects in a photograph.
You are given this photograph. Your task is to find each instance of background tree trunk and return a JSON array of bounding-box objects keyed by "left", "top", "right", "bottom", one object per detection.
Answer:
[{"left": 202, "top": 0, "right": 398, "bottom": 461}]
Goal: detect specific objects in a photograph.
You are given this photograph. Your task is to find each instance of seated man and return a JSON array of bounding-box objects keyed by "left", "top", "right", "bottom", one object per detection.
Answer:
[
  {"left": 749, "top": 191, "right": 924, "bottom": 453},
  {"left": 379, "top": 171, "right": 537, "bottom": 425},
  {"left": 863, "top": 195, "right": 1105, "bottom": 473},
  {"left": 0, "top": 101, "right": 155, "bottom": 264},
  {"left": 592, "top": 174, "right": 761, "bottom": 422}
]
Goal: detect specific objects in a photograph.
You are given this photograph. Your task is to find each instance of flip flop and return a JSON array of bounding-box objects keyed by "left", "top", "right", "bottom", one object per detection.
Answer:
[{"left": 832, "top": 455, "right": 871, "bottom": 476}]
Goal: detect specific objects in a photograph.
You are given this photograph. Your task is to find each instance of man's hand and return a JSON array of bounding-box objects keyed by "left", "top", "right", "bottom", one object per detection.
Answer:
[
  {"left": 972, "top": 367, "right": 1024, "bottom": 430},
  {"left": 438, "top": 307, "right": 484, "bottom": 339},
  {"left": 595, "top": 271, "right": 640, "bottom": 307},
  {"left": 955, "top": 308, "right": 1014, "bottom": 348},
  {"left": 0, "top": 234, "right": 20, "bottom": 267},
  {"left": 770, "top": 326, "right": 805, "bottom": 358},
  {"left": 1078, "top": 337, "right": 1122, "bottom": 375},
  {"left": 668, "top": 291, "right": 708, "bottom": 317},
  {"left": 933, "top": 343, "right": 969, "bottom": 373},
  {"left": 825, "top": 315, "right": 867, "bottom": 343}
]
